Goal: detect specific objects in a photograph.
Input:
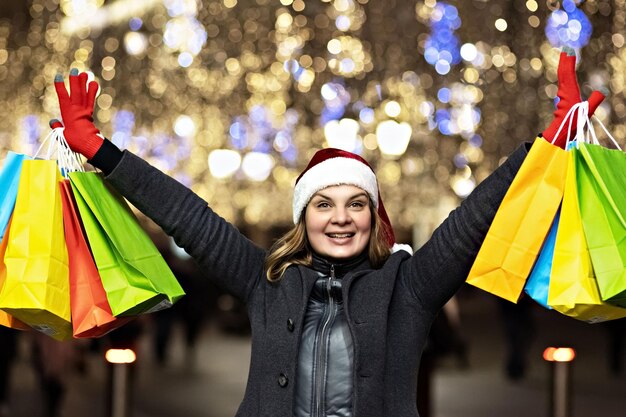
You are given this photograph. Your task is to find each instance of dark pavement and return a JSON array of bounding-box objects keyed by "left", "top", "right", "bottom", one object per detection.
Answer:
[{"left": 4, "top": 288, "right": 626, "bottom": 417}]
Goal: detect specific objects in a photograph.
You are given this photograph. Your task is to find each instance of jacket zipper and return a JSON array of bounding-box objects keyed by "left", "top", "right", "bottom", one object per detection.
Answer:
[{"left": 313, "top": 264, "right": 337, "bottom": 417}]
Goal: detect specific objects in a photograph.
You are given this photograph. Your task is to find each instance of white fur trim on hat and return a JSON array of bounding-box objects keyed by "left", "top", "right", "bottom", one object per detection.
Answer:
[{"left": 293, "top": 157, "right": 378, "bottom": 224}]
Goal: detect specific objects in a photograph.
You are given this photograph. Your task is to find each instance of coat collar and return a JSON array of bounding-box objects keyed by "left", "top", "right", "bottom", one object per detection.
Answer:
[{"left": 310, "top": 251, "right": 370, "bottom": 278}]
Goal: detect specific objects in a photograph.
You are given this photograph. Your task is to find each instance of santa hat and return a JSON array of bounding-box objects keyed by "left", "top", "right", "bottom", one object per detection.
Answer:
[{"left": 293, "top": 148, "right": 402, "bottom": 250}]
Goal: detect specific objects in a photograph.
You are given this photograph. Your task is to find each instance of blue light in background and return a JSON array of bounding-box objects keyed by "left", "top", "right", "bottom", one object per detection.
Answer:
[
  {"left": 545, "top": 0, "right": 592, "bottom": 48},
  {"left": 229, "top": 106, "right": 299, "bottom": 164},
  {"left": 424, "top": 2, "right": 462, "bottom": 75},
  {"left": 359, "top": 107, "right": 375, "bottom": 124},
  {"left": 453, "top": 153, "right": 468, "bottom": 168},
  {"left": 320, "top": 81, "right": 350, "bottom": 125},
  {"left": 113, "top": 110, "right": 135, "bottom": 133},
  {"left": 437, "top": 87, "right": 451, "bottom": 103},
  {"left": 229, "top": 118, "right": 247, "bottom": 150},
  {"left": 21, "top": 115, "right": 40, "bottom": 146},
  {"left": 435, "top": 108, "right": 453, "bottom": 135},
  {"left": 129, "top": 17, "right": 143, "bottom": 31},
  {"left": 469, "top": 134, "right": 483, "bottom": 147},
  {"left": 111, "top": 110, "right": 135, "bottom": 149}
]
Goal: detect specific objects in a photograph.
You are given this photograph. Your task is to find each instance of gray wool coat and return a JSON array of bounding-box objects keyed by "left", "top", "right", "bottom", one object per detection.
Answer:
[{"left": 102, "top": 142, "right": 530, "bottom": 417}]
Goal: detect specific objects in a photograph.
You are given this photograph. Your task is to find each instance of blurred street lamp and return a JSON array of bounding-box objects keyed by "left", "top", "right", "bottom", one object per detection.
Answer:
[{"left": 376, "top": 120, "right": 412, "bottom": 157}]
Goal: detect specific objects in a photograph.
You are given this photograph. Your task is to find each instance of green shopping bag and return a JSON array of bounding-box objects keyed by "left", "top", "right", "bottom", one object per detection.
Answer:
[
  {"left": 547, "top": 151, "right": 626, "bottom": 322},
  {"left": 69, "top": 171, "right": 184, "bottom": 316},
  {"left": 575, "top": 142, "right": 626, "bottom": 307}
]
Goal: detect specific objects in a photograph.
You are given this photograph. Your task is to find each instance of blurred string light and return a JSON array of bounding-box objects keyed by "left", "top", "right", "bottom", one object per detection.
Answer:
[
  {"left": 242, "top": 152, "right": 275, "bottom": 181},
  {"left": 111, "top": 109, "right": 135, "bottom": 149},
  {"left": 227, "top": 105, "right": 298, "bottom": 177},
  {"left": 325, "top": 0, "right": 371, "bottom": 77},
  {"left": 60, "top": 0, "right": 161, "bottom": 34},
  {"left": 20, "top": 115, "right": 41, "bottom": 155},
  {"left": 3, "top": 0, "right": 621, "bottom": 230},
  {"left": 376, "top": 120, "right": 412, "bottom": 157},
  {"left": 208, "top": 149, "right": 241, "bottom": 179},
  {"left": 324, "top": 118, "right": 361, "bottom": 152},
  {"left": 320, "top": 81, "right": 350, "bottom": 124},
  {"left": 162, "top": 0, "right": 207, "bottom": 63},
  {"left": 545, "top": 0, "right": 592, "bottom": 49},
  {"left": 423, "top": 2, "right": 462, "bottom": 75}
]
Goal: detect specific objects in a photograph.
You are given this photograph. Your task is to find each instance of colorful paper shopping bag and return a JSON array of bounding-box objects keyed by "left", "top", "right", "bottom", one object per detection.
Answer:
[
  {"left": 0, "top": 160, "right": 71, "bottom": 340},
  {"left": 0, "top": 217, "right": 29, "bottom": 330},
  {"left": 467, "top": 138, "right": 568, "bottom": 302},
  {"left": 547, "top": 151, "right": 626, "bottom": 323},
  {"left": 524, "top": 210, "right": 560, "bottom": 310},
  {"left": 60, "top": 180, "right": 130, "bottom": 337},
  {"left": 575, "top": 142, "right": 626, "bottom": 307},
  {"left": 69, "top": 171, "right": 184, "bottom": 316},
  {"left": 0, "top": 152, "right": 30, "bottom": 240}
]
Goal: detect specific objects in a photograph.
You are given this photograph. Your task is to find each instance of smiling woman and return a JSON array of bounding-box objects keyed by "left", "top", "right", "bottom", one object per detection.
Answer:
[
  {"left": 304, "top": 185, "right": 372, "bottom": 261},
  {"left": 49, "top": 46, "right": 605, "bottom": 416}
]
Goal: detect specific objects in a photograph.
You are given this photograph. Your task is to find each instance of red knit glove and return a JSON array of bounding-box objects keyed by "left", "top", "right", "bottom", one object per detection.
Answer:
[
  {"left": 542, "top": 47, "right": 606, "bottom": 148},
  {"left": 53, "top": 69, "right": 103, "bottom": 159}
]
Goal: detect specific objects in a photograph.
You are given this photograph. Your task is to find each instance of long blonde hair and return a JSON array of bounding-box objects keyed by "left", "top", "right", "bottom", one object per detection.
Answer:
[{"left": 264, "top": 202, "right": 392, "bottom": 282}]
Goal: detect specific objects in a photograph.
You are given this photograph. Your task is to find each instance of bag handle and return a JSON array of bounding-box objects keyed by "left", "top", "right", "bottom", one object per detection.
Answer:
[
  {"left": 32, "top": 128, "right": 84, "bottom": 177},
  {"left": 589, "top": 114, "right": 622, "bottom": 151},
  {"left": 564, "top": 101, "right": 623, "bottom": 151},
  {"left": 552, "top": 101, "right": 588, "bottom": 148}
]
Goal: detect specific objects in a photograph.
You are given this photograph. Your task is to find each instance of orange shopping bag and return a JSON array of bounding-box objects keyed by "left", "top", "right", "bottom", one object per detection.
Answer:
[{"left": 60, "top": 179, "right": 130, "bottom": 338}]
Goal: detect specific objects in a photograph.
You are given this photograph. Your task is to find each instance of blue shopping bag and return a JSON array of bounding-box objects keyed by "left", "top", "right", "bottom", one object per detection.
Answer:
[
  {"left": 525, "top": 209, "right": 561, "bottom": 309},
  {"left": 0, "top": 152, "right": 30, "bottom": 240}
]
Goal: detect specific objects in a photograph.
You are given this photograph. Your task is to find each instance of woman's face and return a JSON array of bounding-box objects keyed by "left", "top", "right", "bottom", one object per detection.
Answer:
[{"left": 305, "top": 184, "right": 372, "bottom": 261}]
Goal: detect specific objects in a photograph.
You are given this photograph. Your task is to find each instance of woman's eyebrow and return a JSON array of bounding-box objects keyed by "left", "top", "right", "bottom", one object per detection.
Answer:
[{"left": 312, "top": 191, "right": 369, "bottom": 200}]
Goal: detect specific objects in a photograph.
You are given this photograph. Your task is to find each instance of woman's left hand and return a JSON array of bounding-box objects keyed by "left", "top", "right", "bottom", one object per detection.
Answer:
[{"left": 541, "top": 47, "right": 607, "bottom": 148}]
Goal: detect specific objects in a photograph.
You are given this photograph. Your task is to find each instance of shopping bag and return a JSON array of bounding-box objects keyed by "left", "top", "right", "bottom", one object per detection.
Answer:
[
  {"left": 69, "top": 171, "right": 185, "bottom": 316},
  {"left": 60, "top": 180, "right": 130, "bottom": 337},
  {"left": 0, "top": 160, "right": 72, "bottom": 340},
  {"left": 0, "top": 217, "right": 29, "bottom": 330},
  {"left": 524, "top": 210, "right": 560, "bottom": 310},
  {"left": 0, "top": 152, "right": 30, "bottom": 240},
  {"left": 547, "top": 151, "right": 626, "bottom": 323},
  {"left": 576, "top": 142, "right": 626, "bottom": 307},
  {"left": 466, "top": 138, "right": 568, "bottom": 302}
]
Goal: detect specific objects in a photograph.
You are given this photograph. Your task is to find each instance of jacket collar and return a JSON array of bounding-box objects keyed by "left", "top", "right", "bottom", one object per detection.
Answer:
[{"left": 310, "top": 251, "right": 370, "bottom": 278}]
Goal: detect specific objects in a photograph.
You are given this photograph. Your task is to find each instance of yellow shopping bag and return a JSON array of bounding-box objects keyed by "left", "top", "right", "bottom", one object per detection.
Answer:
[
  {"left": 0, "top": 217, "right": 29, "bottom": 330},
  {"left": 0, "top": 160, "right": 71, "bottom": 340},
  {"left": 466, "top": 138, "right": 568, "bottom": 302},
  {"left": 547, "top": 151, "right": 626, "bottom": 323}
]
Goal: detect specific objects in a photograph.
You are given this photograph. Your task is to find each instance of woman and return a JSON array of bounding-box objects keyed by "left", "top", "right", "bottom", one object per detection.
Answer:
[{"left": 51, "top": 48, "right": 603, "bottom": 417}]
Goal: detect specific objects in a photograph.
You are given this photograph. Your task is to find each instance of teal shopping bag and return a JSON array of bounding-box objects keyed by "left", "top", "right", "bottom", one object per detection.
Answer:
[
  {"left": 0, "top": 152, "right": 30, "bottom": 240},
  {"left": 575, "top": 143, "right": 626, "bottom": 307},
  {"left": 69, "top": 171, "right": 184, "bottom": 316},
  {"left": 525, "top": 210, "right": 560, "bottom": 310}
]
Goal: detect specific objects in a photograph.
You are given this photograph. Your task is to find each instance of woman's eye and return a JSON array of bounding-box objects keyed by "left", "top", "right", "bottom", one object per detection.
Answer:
[
  {"left": 350, "top": 201, "right": 365, "bottom": 208},
  {"left": 317, "top": 202, "right": 330, "bottom": 208}
]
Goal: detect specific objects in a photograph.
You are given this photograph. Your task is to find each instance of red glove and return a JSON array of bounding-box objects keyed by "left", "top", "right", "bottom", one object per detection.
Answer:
[
  {"left": 53, "top": 69, "right": 103, "bottom": 159},
  {"left": 542, "top": 47, "right": 606, "bottom": 148}
]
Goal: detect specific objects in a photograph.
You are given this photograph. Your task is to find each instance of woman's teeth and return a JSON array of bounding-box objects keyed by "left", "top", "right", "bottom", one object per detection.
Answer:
[{"left": 327, "top": 233, "right": 354, "bottom": 238}]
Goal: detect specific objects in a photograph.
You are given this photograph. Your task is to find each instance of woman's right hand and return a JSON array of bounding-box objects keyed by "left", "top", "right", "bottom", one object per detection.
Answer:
[{"left": 52, "top": 69, "right": 104, "bottom": 160}]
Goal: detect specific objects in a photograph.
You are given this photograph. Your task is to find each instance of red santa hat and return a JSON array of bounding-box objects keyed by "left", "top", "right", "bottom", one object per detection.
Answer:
[{"left": 293, "top": 148, "right": 398, "bottom": 249}]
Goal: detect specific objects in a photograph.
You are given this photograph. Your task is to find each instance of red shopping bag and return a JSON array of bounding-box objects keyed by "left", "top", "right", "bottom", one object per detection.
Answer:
[{"left": 60, "top": 180, "right": 130, "bottom": 338}]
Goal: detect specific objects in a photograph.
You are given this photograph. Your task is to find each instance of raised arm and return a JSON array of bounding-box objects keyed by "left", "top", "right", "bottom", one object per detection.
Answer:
[
  {"left": 51, "top": 70, "right": 265, "bottom": 302},
  {"left": 402, "top": 47, "right": 607, "bottom": 312}
]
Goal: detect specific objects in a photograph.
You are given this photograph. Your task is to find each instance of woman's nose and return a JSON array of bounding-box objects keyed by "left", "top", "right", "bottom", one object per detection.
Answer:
[{"left": 331, "top": 207, "right": 352, "bottom": 224}]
